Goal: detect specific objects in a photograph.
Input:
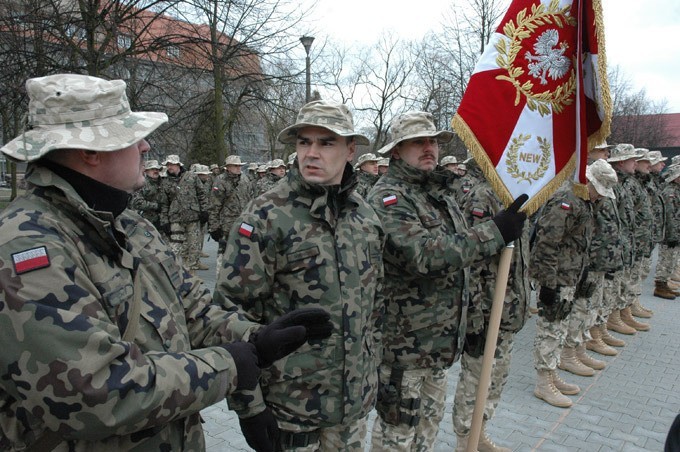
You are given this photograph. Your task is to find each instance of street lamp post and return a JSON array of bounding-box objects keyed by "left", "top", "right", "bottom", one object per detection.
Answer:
[{"left": 300, "top": 35, "right": 314, "bottom": 103}]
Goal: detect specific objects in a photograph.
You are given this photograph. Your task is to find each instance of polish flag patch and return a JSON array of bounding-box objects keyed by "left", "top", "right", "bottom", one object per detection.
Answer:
[
  {"left": 382, "top": 194, "right": 398, "bottom": 206},
  {"left": 12, "top": 246, "right": 50, "bottom": 275},
  {"left": 471, "top": 207, "right": 485, "bottom": 218},
  {"left": 238, "top": 222, "right": 254, "bottom": 238},
  {"left": 560, "top": 202, "right": 571, "bottom": 210}
]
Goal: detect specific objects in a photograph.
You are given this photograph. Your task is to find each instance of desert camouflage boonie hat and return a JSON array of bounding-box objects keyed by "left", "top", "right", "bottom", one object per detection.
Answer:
[
  {"left": 277, "top": 100, "right": 369, "bottom": 146},
  {"left": 267, "top": 159, "right": 286, "bottom": 170},
  {"left": 257, "top": 164, "right": 267, "bottom": 173},
  {"left": 144, "top": 159, "right": 162, "bottom": 170},
  {"left": 354, "top": 153, "right": 378, "bottom": 169},
  {"left": 586, "top": 159, "right": 618, "bottom": 199},
  {"left": 378, "top": 158, "right": 389, "bottom": 167},
  {"left": 378, "top": 111, "right": 454, "bottom": 155},
  {"left": 607, "top": 143, "right": 637, "bottom": 163},
  {"left": 1, "top": 74, "right": 167, "bottom": 162},
  {"left": 194, "top": 164, "right": 211, "bottom": 175},
  {"left": 209, "top": 163, "right": 220, "bottom": 171},
  {"left": 672, "top": 155, "right": 680, "bottom": 165},
  {"left": 162, "top": 154, "right": 183, "bottom": 166},
  {"left": 225, "top": 155, "right": 247, "bottom": 166},
  {"left": 664, "top": 164, "right": 680, "bottom": 182},
  {"left": 647, "top": 151, "right": 667, "bottom": 165},
  {"left": 440, "top": 155, "right": 458, "bottom": 166},
  {"left": 635, "top": 148, "right": 652, "bottom": 162},
  {"left": 247, "top": 162, "right": 258, "bottom": 171}
]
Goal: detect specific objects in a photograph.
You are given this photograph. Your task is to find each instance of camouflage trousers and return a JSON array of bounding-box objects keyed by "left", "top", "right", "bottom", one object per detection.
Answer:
[
  {"left": 452, "top": 330, "right": 515, "bottom": 436},
  {"left": 655, "top": 244, "right": 676, "bottom": 281},
  {"left": 371, "top": 366, "right": 448, "bottom": 452},
  {"left": 564, "top": 272, "right": 604, "bottom": 348},
  {"left": 533, "top": 286, "right": 576, "bottom": 371},
  {"left": 615, "top": 267, "right": 633, "bottom": 310},
  {"left": 169, "top": 222, "right": 187, "bottom": 267},
  {"left": 622, "top": 263, "right": 643, "bottom": 307},
  {"left": 597, "top": 273, "right": 619, "bottom": 325},
  {"left": 279, "top": 415, "right": 368, "bottom": 451}
]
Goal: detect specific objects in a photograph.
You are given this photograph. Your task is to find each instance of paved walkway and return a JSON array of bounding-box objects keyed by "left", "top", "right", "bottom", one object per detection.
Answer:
[{"left": 196, "top": 238, "right": 679, "bottom": 451}]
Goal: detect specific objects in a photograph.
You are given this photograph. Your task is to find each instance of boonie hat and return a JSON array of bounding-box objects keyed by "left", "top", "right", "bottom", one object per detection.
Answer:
[
  {"left": 665, "top": 164, "right": 680, "bottom": 183},
  {"left": 144, "top": 159, "right": 162, "bottom": 170},
  {"left": 209, "top": 163, "right": 220, "bottom": 171},
  {"left": 378, "top": 158, "right": 389, "bottom": 167},
  {"left": 672, "top": 156, "right": 680, "bottom": 166},
  {"left": 225, "top": 155, "right": 247, "bottom": 166},
  {"left": 257, "top": 165, "right": 267, "bottom": 173},
  {"left": 247, "top": 162, "right": 258, "bottom": 171},
  {"left": 586, "top": 159, "right": 618, "bottom": 199},
  {"left": 267, "top": 159, "right": 286, "bottom": 170},
  {"left": 647, "top": 151, "right": 667, "bottom": 165},
  {"left": 354, "top": 153, "right": 379, "bottom": 169},
  {"left": 378, "top": 111, "right": 454, "bottom": 155},
  {"left": 440, "top": 155, "right": 458, "bottom": 166},
  {"left": 278, "top": 100, "right": 369, "bottom": 146},
  {"left": 1, "top": 74, "right": 167, "bottom": 162},
  {"left": 607, "top": 143, "right": 637, "bottom": 163},
  {"left": 162, "top": 154, "right": 183, "bottom": 166},
  {"left": 635, "top": 148, "right": 652, "bottom": 162}
]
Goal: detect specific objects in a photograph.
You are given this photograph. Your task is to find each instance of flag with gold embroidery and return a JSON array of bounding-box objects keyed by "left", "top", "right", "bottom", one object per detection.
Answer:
[{"left": 451, "top": 0, "right": 611, "bottom": 215}]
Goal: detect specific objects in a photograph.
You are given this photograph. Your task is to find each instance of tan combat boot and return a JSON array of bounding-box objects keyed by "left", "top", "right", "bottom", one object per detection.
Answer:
[
  {"left": 654, "top": 281, "right": 677, "bottom": 300},
  {"left": 558, "top": 346, "right": 595, "bottom": 376},
  {"left": 478, "top": 423, "right": 511, "bottom": 452},
  {"left": 575, "top": 344, "right": 606, "bottom": 370},
  {"left": 620, "top": 307, "right": 650, "bottom": 331},
  {"left": 630, "top": 298, "right": 653, "bottom": 318},
  {"left": 607, "top": 309, "right": 636, "bottom": 335},
  {"left": 195, "top": 261, "right": 210, "bottom": 271},
  {"left": 586, "top": 326, "right": 618, "bottom": 356},
  {"left": 534, "top": 370, "right": 572, "bottom": 408},
  {"left": 600, "top": 324, "right": 626, "bottom": 347},
  {"left": 550, "top": 370, "right": 580, "bottom": 395}
]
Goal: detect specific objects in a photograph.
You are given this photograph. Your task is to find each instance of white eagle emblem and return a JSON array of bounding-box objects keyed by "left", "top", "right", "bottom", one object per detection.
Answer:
[{"left": 524, "top": 29, "right": 571, "bottom": 85}]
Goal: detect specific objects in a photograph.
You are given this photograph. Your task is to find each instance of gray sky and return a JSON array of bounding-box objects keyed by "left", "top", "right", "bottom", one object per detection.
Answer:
[{"left": 303, "top": 0, "right": 680, "bottom": 113}]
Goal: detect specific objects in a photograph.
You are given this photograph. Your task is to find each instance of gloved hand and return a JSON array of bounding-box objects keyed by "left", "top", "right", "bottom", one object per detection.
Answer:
[
  {"left": 492, "top": 194, "right": 529, "bottom": 243},
  {"left": 209, "top": 228, "right": 223, "bottom": 242},
  {"left": 250, "top": 308, "right": 333, "bottom": 368},
  {"left": 199, "top": 211, "right": 209, "bottom": 224},
  {"left": 538, "top": 286, "right": 558, "bottom": 306},
  {"left": 239, "top": 409, "right": 280, "bottom": 452},
  {"left": 223, "top": 342, "right": 260, "bottom": 391},
  {"left": 159, "top": 222, "right": 171, "bottom": 235},
  {"left": 667, "top": 240, "right": 679, "bottom": 248}
]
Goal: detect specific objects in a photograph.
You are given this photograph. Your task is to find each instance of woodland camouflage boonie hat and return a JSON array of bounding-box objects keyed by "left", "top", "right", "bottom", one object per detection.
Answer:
[
  {"left": 607, "top": 143, "right": 637, "bottom": 163},
  {"left": 1, "top": 74, "right": 167, "bottom": 162},
  {"left": 586, "top": 159, "right": 618, "bottom": 199},
  {"left": 277, "top": 100, "right": 369, "bottom": 146},
  {"left": 378, "top": 111, "right": 454, "bottom": 155}
]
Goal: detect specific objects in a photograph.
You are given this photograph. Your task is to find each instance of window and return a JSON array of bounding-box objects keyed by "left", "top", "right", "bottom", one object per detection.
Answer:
[
  {"left": 117, "top": 34, "right": 132, "bottom": 49},
  {"left": 66, "top": 24, "right": 87, "bottom": 40},
  {"left": 167, "top": 45, "right": 180, "bottom": 59}
]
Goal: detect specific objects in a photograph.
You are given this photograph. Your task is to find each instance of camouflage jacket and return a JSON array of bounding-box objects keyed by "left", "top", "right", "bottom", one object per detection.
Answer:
[
  {"left": 354, "top": 171, "right": 379, "bottom": 199},
  {"left": 367, "top": 158, "right": 505, "bottom": 370},
  {"left": 459, "top": 178, "right": 531, "bottom": 334},
  {"left": 161, "top": 170, "right": 209, "bottom": 224},
  {"left": 213, "top": 164, "right": 385, "bottom": 430},
  {"left": 588, "top": 196, "right": 624, "bottom": 273},
  {"left": 612, "top": 170, "right": 637, "bottom": 267},
  {"left": 208, "top": 172, "right": 250, "bottom": 238},
  {"left": 622, "top": 172, "right": 654, "bottom": 259},
  {"left": 129, "top": 176, "right": 164, "bottom": 228},
  {"left": 0, "top": 164, "right": 258, "bottom": 451},
  {"left": 254, "top": 172, "right": 283, "bottom": 197},
  {"left": 639, "top": 172, "right": 666, "bottom": 243},
  {"left": 529, "top": 183, "right": 593, "bottom": 287},
  {"left": 661, "top": 182, "right": 680, "bottom": 244}
]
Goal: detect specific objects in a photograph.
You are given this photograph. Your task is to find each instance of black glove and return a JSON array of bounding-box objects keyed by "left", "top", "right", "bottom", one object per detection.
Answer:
[
  {"left": 210, "top": 228, "right": 223, "bottom": 242},
  {"left": 239, "top": 409, "right": 280, "bottom": 452},
  {"left": 223, "top": 342, "right": 260, "bottom": 391},
  {"left": 492, "top": 194, "right": 529, "bottom": 243},
  {"left": 159, "top": 222, "right": 171, "bottom": 235},
  {"left": 538, "top": 286, "right": 558, "bottom": 306},
  {"left": 667, "top": 240, "right": 679, "bottom": 248},
  {"left": 538, "top": 286, "right": 560, "bottom": 321},
  {"left": 199, "top": 211, "right": 209, "bottom": 224},
  {"left": 250, "top": 308, "right": 333, "bottom": 368}
]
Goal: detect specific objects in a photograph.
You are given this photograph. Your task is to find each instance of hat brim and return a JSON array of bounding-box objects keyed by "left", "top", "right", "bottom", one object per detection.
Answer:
[
  {"left": 377, "top": 130, "right": 455, "bottom": 155},
  {"left": 591, "top": 180, "right": 616, "bottom": 199},
  {"left": 277, "top": 122, "right": 370, "bottom": 146},
  {"left": 606, "top": 155, "right": 637, "bottom": 163},
  {"left": 1, "top": 111, "right": 168, "bottom": 162}
]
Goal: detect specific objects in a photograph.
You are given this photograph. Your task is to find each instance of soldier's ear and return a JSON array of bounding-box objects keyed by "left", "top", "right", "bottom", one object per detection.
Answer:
[{"left": 77, "top": 149, "right": 102, "bottom": 167}]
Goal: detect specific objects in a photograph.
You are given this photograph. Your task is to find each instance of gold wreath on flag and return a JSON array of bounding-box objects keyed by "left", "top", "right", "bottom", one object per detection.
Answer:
[
  {"left": 505, "top": 134, "right": 552, "bottom": 184},
  {"left": 495, "top": 0, "right": 577, "bottom": 116}
]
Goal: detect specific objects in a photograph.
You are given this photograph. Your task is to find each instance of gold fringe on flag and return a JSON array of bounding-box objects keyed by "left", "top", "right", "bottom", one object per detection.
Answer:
[{"left": 587, "top": 0, "right": 612, "bottom": 150}]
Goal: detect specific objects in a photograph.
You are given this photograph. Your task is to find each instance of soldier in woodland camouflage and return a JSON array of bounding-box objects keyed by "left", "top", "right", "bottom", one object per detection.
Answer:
[
  {"left": 354, "top": 152, "right": 380, "bottom": 198},
  {"left": 0, "top": 74, "right": 330, "bottom": 451},
  {"left": 655, "top": 164, "right": 680, "bottom": 298},
  {"left": 367, "top": 111, "right": 527, "bottom": 452},
  {"left": 254, "top": 159, "right": 286, "bottom": 196},
  {"left": 213, "top": 100, "right": 384, "bottom": 451},
  {"left": 130, "top": 159, "right": 165, "bottom": 232},
  {"left": 452, "top": 158, "right": 531, "bottom": 452}
]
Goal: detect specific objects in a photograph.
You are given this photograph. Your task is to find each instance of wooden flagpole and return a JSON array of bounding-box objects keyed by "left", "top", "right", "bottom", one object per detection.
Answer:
[{"left": 466, "top": 244, "right": 514, "bottom": 452}]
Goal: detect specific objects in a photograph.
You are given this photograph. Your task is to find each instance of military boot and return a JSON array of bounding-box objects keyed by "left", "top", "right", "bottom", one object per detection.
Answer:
[
  {"left": 600, "top": 324, "right": 626, "bottom": 347},
  {"left": 534, "top": 370, "right": 572, "bottom": 408},
  {"left": 550, "top": 370, "right": 580, "bottom": 395},
  {"left": 576, "top": 344, "right": 606, "bottom": 370},
  {"left": 558, "top": 346, "right": 595, "bottom": 376},
  {"left": 606, "top": 309, "right": 636, "bottom": 335},
  {"left": 455, "top": 434, "right": 470, "bottom": 452},
  {"left": 478, "top": 423, "right": 511, "bottom": 452},
  {"left": 621, "top": 307, "right": 650, "bottom": 331},
  {"left": 654, "top": 281, "right": 677, "bottom": 300},
  {"left": 194, "top": 261, "right": 210, "bottom": 271},
  {"left": 630, "top": 298, "right": 653, "bottom": 318},
  {"left": 586, "top": 326, "right": 618, "bottom": 356}
]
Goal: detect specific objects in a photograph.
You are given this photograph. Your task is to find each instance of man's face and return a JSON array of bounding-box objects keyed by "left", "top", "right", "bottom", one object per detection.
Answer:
[
  {"left": 587, "top": 182, "right": 602, "bottom": 202},
  {"left": 226, "top": 164, "right": 241, "bottom": 175},
  {"left": 616, "top": 158, "right": 637, "bottom": 174},
  {"left": 145, "top": 168, "right": 160, "bottom": 180},
  {"left": 444, "top": 163, "right": 458, "bottom": 173},
  {"left": 378, "top": 165, "right": 388, "bottom": 175},
  {"left": 211, "top": 168, "right": 221, "bottom": 175},
  {"left": 166, "top": 163, "right": 181, "bottom": 176},
  {"left": 392, "top": 137, "right": 439, "bottom": 172},
  {"left": 360, "top": 161, "right": 379, "bottom": 176},
  {"left": 270, "top": 166, "right": 286, "bottom": 177},
  {"left": 99, "top": 139, "right": 150, "bottom": 193},
  {"left": 651, "top": 161, "right": 665, "bottom": 173},
  {"left": 296, "top": 126, "right": 355, "bottom": 185},
  {"left": 636, "top": 160, "right": 651, "bottom": 174}
]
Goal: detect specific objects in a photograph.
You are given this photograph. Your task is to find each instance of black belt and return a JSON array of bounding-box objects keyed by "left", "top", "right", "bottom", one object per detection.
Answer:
[{"left": 280, "top": 430, "right": 321, "bottom": 448}]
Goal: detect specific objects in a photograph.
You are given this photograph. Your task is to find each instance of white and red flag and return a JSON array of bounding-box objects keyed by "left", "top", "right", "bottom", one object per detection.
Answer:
[{"left": 452, "top": 0, "right": 611, "bottom": 215}]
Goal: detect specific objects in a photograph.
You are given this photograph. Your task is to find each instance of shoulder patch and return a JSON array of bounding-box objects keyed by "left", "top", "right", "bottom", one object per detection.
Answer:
[
  {"left": 471, "top": 207, "right": 486, "bottom": 218},
  {"left": 12, "top": 246, "right": 50, "bottom": 275},
  {"left": 560, "top": 202, "right": 571, "bottom": 210},
  {"left": 382, "top": 194, "right": 398, "bottom": 206},
  {"left": 238, "top": 222, "right": 254, "bottom": 238}
]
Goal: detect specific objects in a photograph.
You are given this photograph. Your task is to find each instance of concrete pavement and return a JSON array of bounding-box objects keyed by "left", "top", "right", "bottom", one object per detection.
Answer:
[{"left": 196, "top": 237, "right": 679, "bottom": 451}]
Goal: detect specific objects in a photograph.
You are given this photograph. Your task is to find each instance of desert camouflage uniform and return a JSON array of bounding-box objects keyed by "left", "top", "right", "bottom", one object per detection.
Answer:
[
  {"left": 355, "top": 170, "right": 380, "bottom": 199},
  {"left": 161, "top": 170, "right": 209, "bottom": 269},
  {"left": 129, "top": 175, "right": 165, "bottom": 231},
  {"left": 254, "top": 172, "right": 284, "bottom": 197},
  {"left": 657, "top": 181, "right": 680, "bottom": 281},
  {"left": 0, "top": 163, "right": 258, "bottom": 451},
  {"left": 213, "top": 164, "right": 385, "bottom": 450},
  {"left": 452, "top": 168, "right": 531, "bottom": 436},
  {"left": 530, "top": 184, "right": 593, "bottom": 371},
  {"left": 366, "top": 158, "right": 505, "bottom": 451}
]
